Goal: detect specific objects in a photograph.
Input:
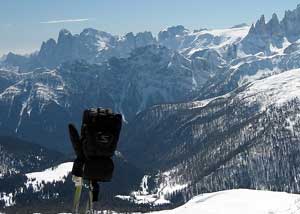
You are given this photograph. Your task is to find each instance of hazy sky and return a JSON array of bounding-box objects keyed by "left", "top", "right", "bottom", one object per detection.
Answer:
[{"left": 1, "top": 0, "right": 300, "bottom": 56}]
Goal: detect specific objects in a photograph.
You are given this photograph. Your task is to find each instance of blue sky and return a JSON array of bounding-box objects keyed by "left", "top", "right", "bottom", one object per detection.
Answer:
[{"left": 1, "top": 0, "right": 300, "bottom": 56}]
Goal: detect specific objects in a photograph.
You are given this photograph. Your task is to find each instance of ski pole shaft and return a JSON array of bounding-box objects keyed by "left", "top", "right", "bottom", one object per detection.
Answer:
[{"left": 73, "top": 185, "right": 82, "bottom": 214}]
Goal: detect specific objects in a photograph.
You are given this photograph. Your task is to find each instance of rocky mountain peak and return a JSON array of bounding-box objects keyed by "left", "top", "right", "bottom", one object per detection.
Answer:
[
  {"left": 253, "top": 15, "right": 267, "bottom": 34},
  {"left": 269, "top": 13, "right": 280, "bottom": 25},
  {"left": 242, "top": 12, "right": 286, "bottom": 54},
  {"left": 157, "top": 25, "right": 189, "bottom": 50},
  {"left": 258, "top": 15, "right": 266, "bottom": 25},
  {"left": 135, "top": 31, "right": 156, "bottom": 47},
  {"left": 281, "top": 5, "right": 300, "bottom": 42},
  {"left": 80, "top": 28, "right": 99, "bottom": 36},
  {"left": 158, "top": 25, "right": 188, "bottom": 41},
  {"left": 248, "top": 23, "right": 255, "bottom": 34},
  {"left": 266, "top": 13, "right": 283, "bottom": 37},
  {"left": 246, "top": 15, "right": 269, "bottom": 37},
  {"left": 167, "top": 25, "right": 186, "bottom": 33},
  {"left": 57, "top": 29, "right": 73, "bottom": 43},
  {"left": 40, "top": 39, "right": 56, "bottom": 52},
  {"left": 38, "top": 39, "right": 57, "bottom": 60},
  {"left": 125, "top": 32, "right": 135, "bottom": 39},
  {"left": 80, "top": 28, "right": 114, "bottom": 40},
  {"left": 249, "top": 4, "right": 300, "bottom": 42}
]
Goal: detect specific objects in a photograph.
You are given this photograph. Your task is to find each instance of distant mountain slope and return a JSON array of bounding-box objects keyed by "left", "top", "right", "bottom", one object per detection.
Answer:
[
  {"left": 158, "top": 25, "right": 249, "bottom": 58},
  {"left": 122, "top": 69, "right": 300, "bottom": 196},
  {"left": 1, "top": 24, "right": 249, "bottom": 71},
  {"left": 0, "top": 136, "right": 63, "bottom": 176},
  {"left": 3, "top": 29, "right": 156, "bottom": 70},
  {"left": 0, "top": 45, "right": 210, "bottom": 150}
]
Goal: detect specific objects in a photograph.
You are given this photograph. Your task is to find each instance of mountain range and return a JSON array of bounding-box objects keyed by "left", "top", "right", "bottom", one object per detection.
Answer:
[{"left": 2, "top": 4, "right": 300, "bottom": 213}]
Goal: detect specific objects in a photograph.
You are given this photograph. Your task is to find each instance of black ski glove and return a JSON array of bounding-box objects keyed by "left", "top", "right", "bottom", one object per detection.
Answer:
[{"left": 68, "top": 124, "right": 85, "bottom": 177}]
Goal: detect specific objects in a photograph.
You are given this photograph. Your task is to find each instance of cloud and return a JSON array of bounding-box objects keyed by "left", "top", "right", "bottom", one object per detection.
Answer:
[{"left": 40, "top": 18, "right": 91, "bottom": 24}]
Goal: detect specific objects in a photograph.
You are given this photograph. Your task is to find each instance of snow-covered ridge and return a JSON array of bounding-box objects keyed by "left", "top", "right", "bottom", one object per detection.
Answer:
[
  {"left": 186, "top": 26, "right": 250, "bottom": 56},
  {"left": 26, "top": 162, "right": 72, "bottom": 191},
  {"left": 236, "top": 68, "right": 300, "bottom": 110},
  {"left": 150, "top": 189, "right": 300, "bottom": 214},
  {"left": 83, "top": 190, "right": 300, "bottom": 214},
  {"left": 158, "top": 25, "right": 250, "bottom": 57},
  {"left": 153, "top": 67, "right": 300, "bottom": 113}
]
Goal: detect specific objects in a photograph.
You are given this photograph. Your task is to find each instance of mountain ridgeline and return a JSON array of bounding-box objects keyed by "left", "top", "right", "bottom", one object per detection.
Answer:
[{"left": 2, "top": 3, "right": 300, "bottom": 212}]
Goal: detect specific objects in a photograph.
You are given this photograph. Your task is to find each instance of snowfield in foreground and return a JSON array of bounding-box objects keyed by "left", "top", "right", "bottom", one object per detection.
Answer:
[
  {"left": 151, "top": 189, "right": 300, "bottom": 214},
  {"left": 72, "top": 189, "right": 300, "bottom": 214}
]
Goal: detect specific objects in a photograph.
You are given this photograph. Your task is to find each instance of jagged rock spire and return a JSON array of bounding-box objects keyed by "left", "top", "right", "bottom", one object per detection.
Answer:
[
  {"left": 266, "top": 13, "right": 282, "bottom": 37},
  {"left": 270, "top": 13, "right": 280, "bottom": 24},
  {"left": 255, "top": 15, "right": 266, "bottom": 27},
  {"left": 252, "top": 15, "right": 267, "bottom": 35},
  {"left": 58, "top": 29, "right": 72, "bottom": 43},
  {"left": 281, "top": 5, "right": 300, "bottom": 42},
  {"left": 249, "top": 23, "right": 255, "bottom": 34}
]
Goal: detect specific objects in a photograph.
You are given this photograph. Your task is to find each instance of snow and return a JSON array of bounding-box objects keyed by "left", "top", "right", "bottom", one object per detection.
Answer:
[
  {"left": 20, "top": 162, "right": 72, "bottom": 201},
  {"left": 236, "top": 68, "right": 300, "bottom": 111},
  {"left": 116, "top": 192, "right": 171, "bottom": 205},
  {"left": 116, "top": 173, "right": 172, "bottom": 205},
  {"left": 97, "top": 39, "right": 109, "bottom": 51},
  {"left": 0, "top": 85, "right": 22, "bottom": 99},
  {"left": 35, "top": 83, "right": 59, "bottom": 103},
  {"left": 89, "top": 190, "right": 300, "bottom": 214},
  {"left": 187, "top": 26, "right": 250, "bottom": 56},
  {"left": 117, "top": 171, "right": 188, "bottom": 206},
  {"left": 140, "top": 175, "right": 151, "bottom": 195},
  {"left": 25, "top": 162, "right": 72, "bottom": 191},
  {"left": 205, "top": 26, "right": 249, "bottom": 42},
  {"left": 150, "top": 189, "right": 300, "bottom": 214},
  {"left": 270, "top": 38, "right": 291, "bottom": 55},
  {"left": 0, "top": 192, "right": 15, "bottom": 207},
  {"left": 189, "top": 93, "right": 230, "bottom": 109},
  {"left": 237, "top": 68, "right": 281, "bottom": 87}
]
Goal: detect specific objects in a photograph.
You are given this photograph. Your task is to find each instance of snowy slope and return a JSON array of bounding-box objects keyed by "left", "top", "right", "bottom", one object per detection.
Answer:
[
  {"left": 158, "top": 25, "right": 250, "bottom": 56},
  {"left": 186, "top": 26, "right": 250, "bottom": 55},
  {"left": 122, "top": 65, "right": 300, "bottom": 198},
  {"left": 26, "top": 162, "right": 72, "bottom": 191},
  {"left": 1, "top": 163, "right": 71, "bottom": 207},
  {"left": 193, "top": 68, "right": 300, "bottom": 112},
  {"left": 0, "top": 162, "right": 71, "bottom": 207},
  {"left": 236, "top": 68, "right": 300, "bottom": 111},
  {"left": 150, "top": 189, "right": 300, "bottom": 214},
  {"left": 96, "top": 190, "right": 300, "bottom": 214},
  {"left": 117, "top": 172, "right": 188, "bottom": 205},
  {"left": 200, "top": 68, "right": 300, "bottom": 111}
]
